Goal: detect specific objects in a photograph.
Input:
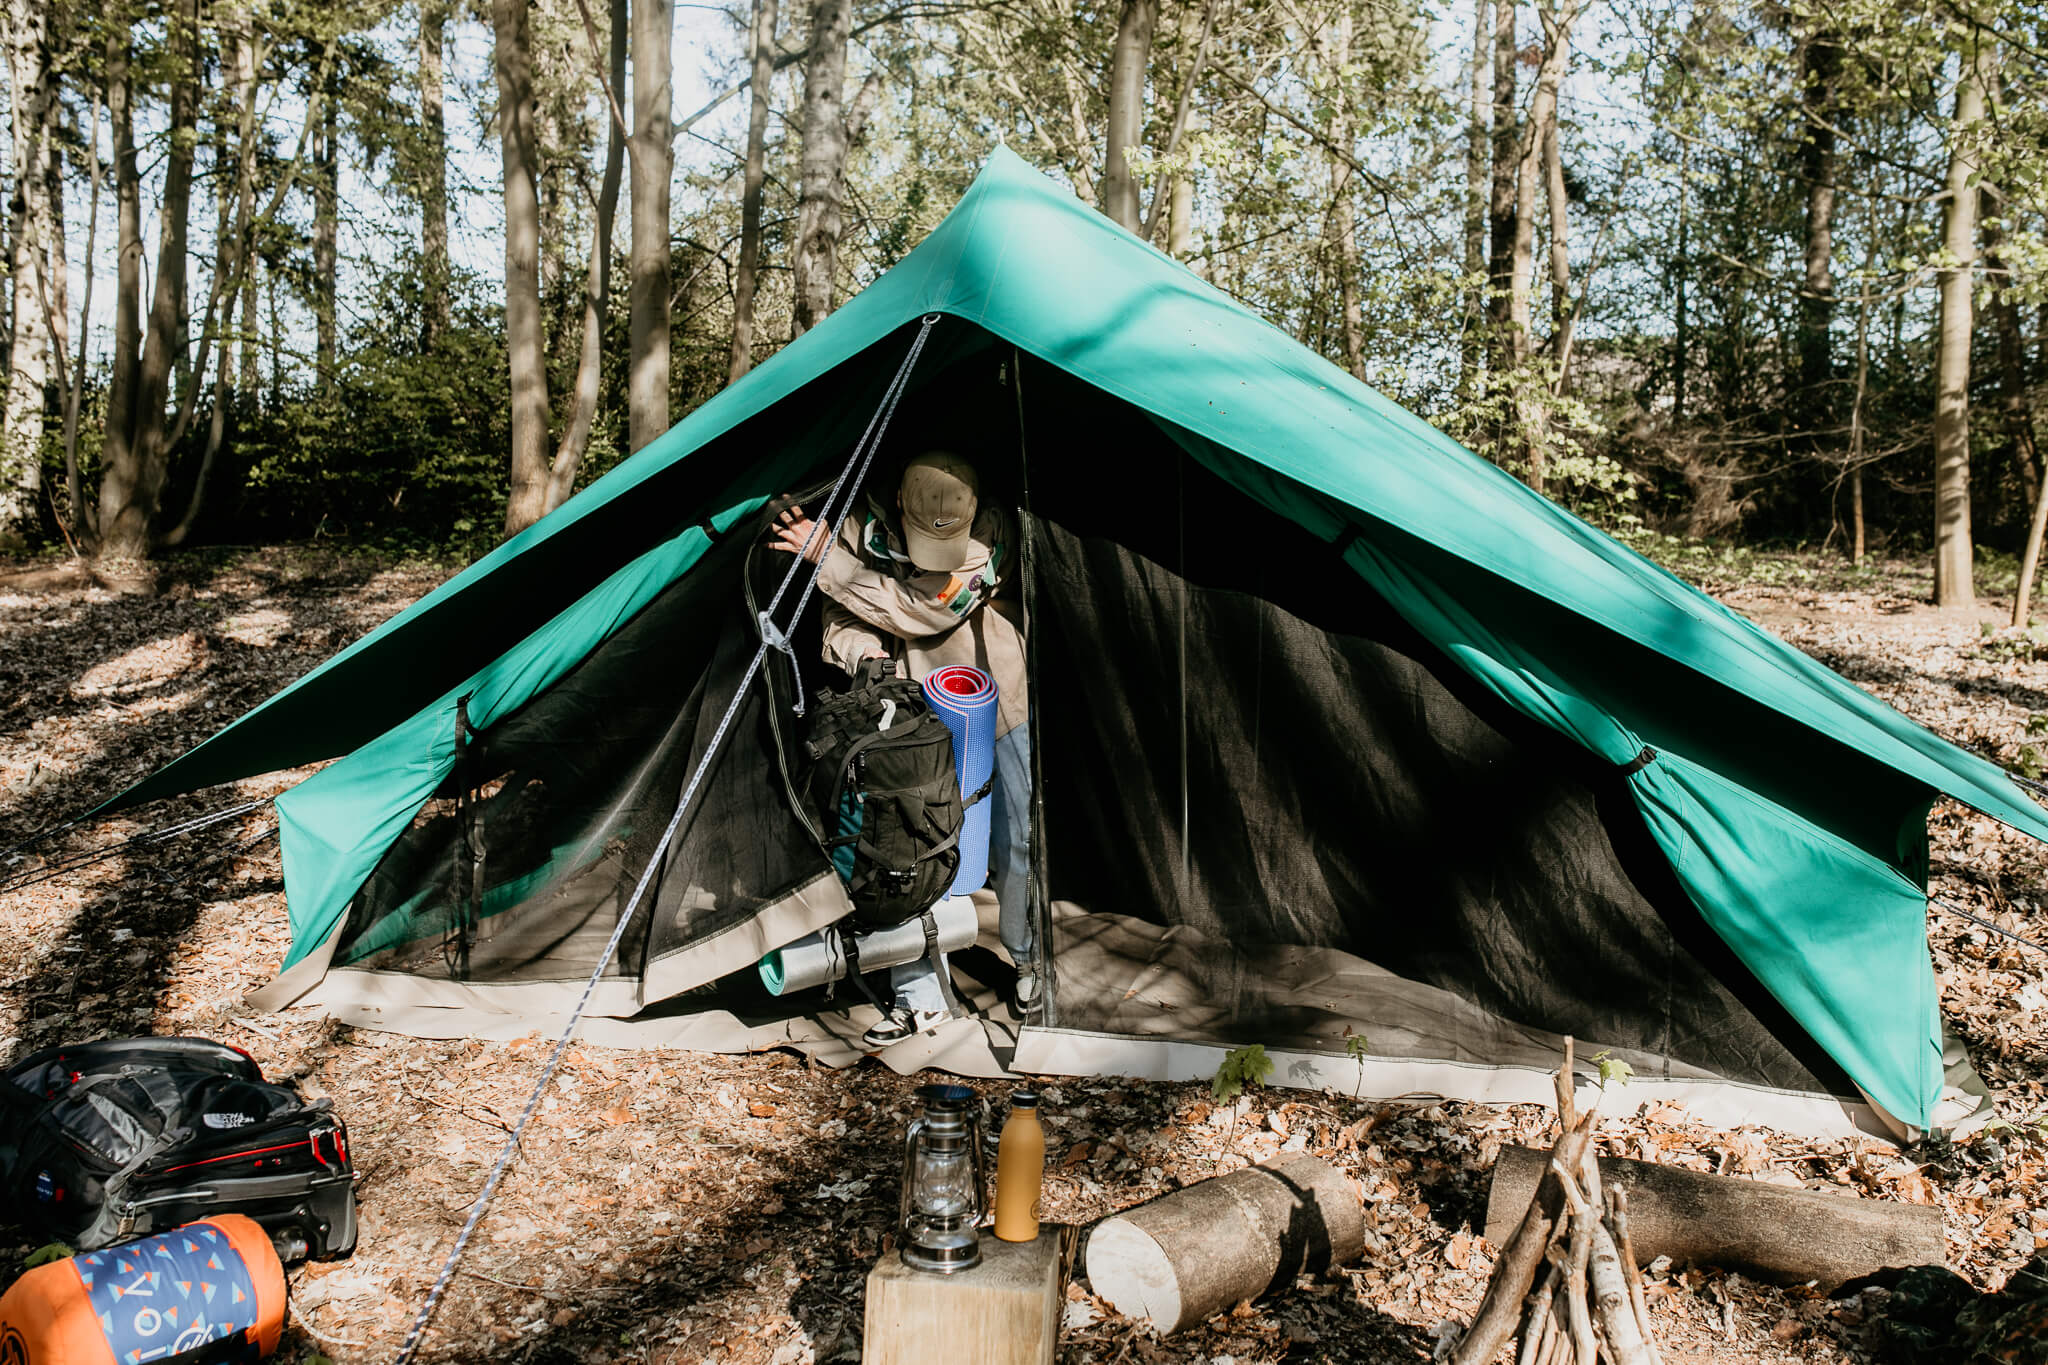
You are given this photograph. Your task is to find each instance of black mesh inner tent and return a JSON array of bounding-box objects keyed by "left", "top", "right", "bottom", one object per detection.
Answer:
[
  {"left": 335, "top": 524, "right": 832, "bottom": 991},
  {"left": 327, "top": 328, "right": 1855, "bottom": 1099}
]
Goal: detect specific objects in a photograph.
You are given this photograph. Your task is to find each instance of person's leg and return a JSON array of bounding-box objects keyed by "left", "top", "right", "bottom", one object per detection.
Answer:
[
  {"left": 889, "top": 958, "right": 948, "bottom": 1015},
  {"left": 989, "top": 721, "right": 1037, "bottom": 995},
  {"left": 864, "top": 955, "right": 948, "bottom": 1046}
]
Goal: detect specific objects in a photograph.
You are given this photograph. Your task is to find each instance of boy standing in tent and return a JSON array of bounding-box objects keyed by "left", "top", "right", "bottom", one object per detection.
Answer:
[{"left": 769, "top": 451, "right": 1036, "bottom": 1046}]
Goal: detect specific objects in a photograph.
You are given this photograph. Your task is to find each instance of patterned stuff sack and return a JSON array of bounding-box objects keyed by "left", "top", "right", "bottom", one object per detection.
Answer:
[{"left": 0, "top": 1213, "right": 286, "bottom": 1365}]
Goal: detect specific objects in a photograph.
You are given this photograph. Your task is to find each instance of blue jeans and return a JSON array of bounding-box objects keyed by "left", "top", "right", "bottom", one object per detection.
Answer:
[
  {"left": 989, "top": 721, "right": 1036, "bottom": 967},
  {"left": 887, "top": 718, "right": 1036, "bottom": 1013}
]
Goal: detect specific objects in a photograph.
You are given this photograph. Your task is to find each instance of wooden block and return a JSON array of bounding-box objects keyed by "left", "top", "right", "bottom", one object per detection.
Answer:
[{"left": 862, "top": 1226, "right": 1068, "bottom": 1365}]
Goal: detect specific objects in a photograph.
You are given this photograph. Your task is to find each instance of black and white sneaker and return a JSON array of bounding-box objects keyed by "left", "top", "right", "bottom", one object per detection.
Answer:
[{"left": 863, "top": 1006, "right": 947, "bottom": 1048}]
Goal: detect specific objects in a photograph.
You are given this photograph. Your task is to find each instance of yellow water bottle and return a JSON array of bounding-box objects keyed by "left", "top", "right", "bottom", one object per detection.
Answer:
[{"left": 993, "top": 1088, "right": 1045, "bottom": 1242}]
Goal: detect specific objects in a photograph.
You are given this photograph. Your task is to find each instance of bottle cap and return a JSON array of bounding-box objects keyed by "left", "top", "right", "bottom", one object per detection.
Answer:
[{"left": 1010, "top": 1088, "right": 1039, "bottom": 1109}]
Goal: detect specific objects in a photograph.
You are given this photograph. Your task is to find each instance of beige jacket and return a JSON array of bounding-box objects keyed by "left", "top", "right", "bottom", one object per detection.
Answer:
[{"left": 817, "top": 494, "right": 1029, "bottom": 737}]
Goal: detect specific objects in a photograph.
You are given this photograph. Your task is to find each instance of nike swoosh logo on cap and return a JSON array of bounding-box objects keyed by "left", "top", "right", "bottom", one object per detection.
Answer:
[{"left": 932, "top": 517, "right": 960, "bottom": 528}]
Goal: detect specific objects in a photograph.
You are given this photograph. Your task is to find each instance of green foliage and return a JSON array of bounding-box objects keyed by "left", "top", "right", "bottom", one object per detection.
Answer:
[
  {"left": 23, "top": 1243, "right": 73, "bottom": 1268},
  {"left": 2011, "top": 714, "right": 2048, "bottom": 780},
  {"left": 1211, "top": 1043, "right": 1274, "bottom": 1103},
  {"left": 1343, "top": 1029, "right": 1370, "bottom": 1062},
  {"left": 1590, "top": 1050, "right": 1633, "bottom": 1088}
]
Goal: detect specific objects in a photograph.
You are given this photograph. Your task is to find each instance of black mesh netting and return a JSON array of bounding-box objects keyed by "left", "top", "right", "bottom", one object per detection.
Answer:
[
  {"left": 333, "top": 523, "right": 831, "bottom": 992},
  {"left": 1019, "top": 379, "right": 1851, "bottom": 1094}
]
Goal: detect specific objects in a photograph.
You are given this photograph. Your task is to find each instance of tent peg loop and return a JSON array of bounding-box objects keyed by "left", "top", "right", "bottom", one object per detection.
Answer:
[{"left": 1620, "top": 746, "right": 1657, "bottom": 776}]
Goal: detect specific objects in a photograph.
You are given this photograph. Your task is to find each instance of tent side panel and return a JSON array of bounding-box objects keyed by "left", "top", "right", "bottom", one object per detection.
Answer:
[
  {"left": 270, "top": 496, "right": 767, "bottom": 972},
  {"left": 1632, "top": 752, "right": 1941, "bottom": 1131},
  {"left": 1338, "top": 533, "right": 1943, "bottom": 1130}
]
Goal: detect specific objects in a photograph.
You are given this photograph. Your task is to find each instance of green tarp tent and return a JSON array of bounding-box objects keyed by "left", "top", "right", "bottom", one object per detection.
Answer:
[{"left": 121, "top": 149, "right": 2046, "bottom": 1138}]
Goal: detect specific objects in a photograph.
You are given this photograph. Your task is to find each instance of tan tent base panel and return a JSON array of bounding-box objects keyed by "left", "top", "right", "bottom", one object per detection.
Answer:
[{"left": 254, "top": 897, "right": 1989, "bottom": 1144}]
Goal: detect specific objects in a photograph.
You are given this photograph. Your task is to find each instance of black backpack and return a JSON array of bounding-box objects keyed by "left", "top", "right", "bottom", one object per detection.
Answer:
[
  {"left": 799, "top": 661, "right": 967, "bottom": 927},
  {"left": 0, "top": 1037, "right": 357, "bottom": 1261}
]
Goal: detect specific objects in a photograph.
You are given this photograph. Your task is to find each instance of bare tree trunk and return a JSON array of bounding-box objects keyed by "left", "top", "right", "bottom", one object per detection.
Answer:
[
  {"left": 549, "top": 0, "right": 627, "bottom": 511},
  {"left": 45, "top": 106, "right": 69, "bottom": 542},
  {"left": 2, "top": 0, "right": 55, "bottom": 539},
  {"left": 1322, "top": 10, "right": 1363, "bottom": 381},
  {"left": 496, "top": 0, "right": 553, "bottom": 536},
  {"left": 1543, "top": 100, "right": 1571, "bottom": 393},
  {"left": 1509, "top": 0, "right": 1576, "bottom": 494},
  {"left": 313, "top": 63, "right": 339, "bottom": 391},
  {"left": 1102, "top": 0, "right": 1155, "bottom": 232},
  {"left": 1462, "top": 0, "right": 1489, "bottom": 397},
  {"left": 63, "top": 95, "right": 100, "bottom": 545},
  {"left": 1848, "top": 217, "right": 1875, "bottom": 567},
  {"left": 791, "top": 0, "right": 854, "bottom": 336},
  {"left": 98, "top": 2, "right": 142, "bottom": 526},
  {"left": 420, "top": 0, "right": 450, "bottom": 349},
  {"left": 1673, "top": 140, "right": 1689, "bottom": 422},
  {"left": 236, "top": 11, "right": 259, "bottom": 403},
  {"left": 99, "top": 0, "right": 199, "bottom": 564},
  {"left": 1797, "top": 33, "right": 1839, "bottom": 444},
  {"left": 1932, "top": 54, "right": 1984, "bottom": 608},
  {"left": 727, "top": 0, "right": 778, "bottom": 384},
  {"left": 1484, "top": 0, "right": 1515, "bottom": 357},
  {"left": 164, "top": 6, "right": 263, "bottom": 550},
  {"left": 630, "top": 0, "right": 673, "bottom": 446},
  {"left": 1167, "top": 160, "right": 1194, "bottom": 259},
  {"left": 1996, "top": 213, "right": 2048, "bottom": 624}
]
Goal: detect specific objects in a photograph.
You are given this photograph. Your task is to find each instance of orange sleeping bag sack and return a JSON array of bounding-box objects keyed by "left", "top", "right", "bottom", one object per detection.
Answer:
[{"left": 0, "top": 1213, "right": 285, "bottom": 1364}]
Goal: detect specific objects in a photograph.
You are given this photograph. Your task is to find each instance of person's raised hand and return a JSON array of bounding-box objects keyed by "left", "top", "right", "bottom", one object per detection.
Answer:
[{"left": 768, "top": 505, "right": 828, "bottom": 564}]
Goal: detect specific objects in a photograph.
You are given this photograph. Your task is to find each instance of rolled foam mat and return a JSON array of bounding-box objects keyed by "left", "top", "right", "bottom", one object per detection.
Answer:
[{"left": 922, "top": 665, "right": 997, "bottom": 897}]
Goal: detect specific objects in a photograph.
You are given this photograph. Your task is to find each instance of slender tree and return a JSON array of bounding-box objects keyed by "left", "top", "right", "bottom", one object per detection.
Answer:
[
  {"left": 1796, "top": 32, "right": 1840, "bottom": 442},
  {"left": 236, "top": 9, "right": 260, "bottom": 403},
  {"left": 1932, "top": 47, "right": 1984, "bottom": 608},
  {"left": 791, "top": 0, "right": 855, "bottom": 336},
  {"left": 313, "top": 59, "right": 339, "bottom": 390},
  {"left": 1461, "top": 0, "right": 1489, "bottom": 396},
  {"left": 630, "top": 0, "right": 673, "bottom": 446},
  {"left": 1484, "top": 0, "right": 1515, "bottom": 355},
  {"left": 1322, "top": 7, "right": 1364, "bottom": 380},
  {"left": 420, "top": 0, "right": 450, "bottom": 348},
  {"left": 98, "top": 0, "right": 201, "bottom": 566},
  {"left": 2, "top": 0, "right": 56, "bottom": 538},
  {"left": 1103, "top": 0, "right": 1155, "bottom": 231},
  {"left": 728, "top": 0, "right": 778, "bottom": 382},
  {"left": 496, "top": 0, "right": 554, "bottom": 535},
  {"left": 98, "top": 1, "right": 143, "bottom": 549},
  {"left": 551, "top": 0, "right": 628, "bottom": 509}
]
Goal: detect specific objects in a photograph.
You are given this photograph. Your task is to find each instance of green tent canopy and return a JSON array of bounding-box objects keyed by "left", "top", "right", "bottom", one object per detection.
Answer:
[{"left": 124, "top": 149, "right": 2045, "bottom": 1137}]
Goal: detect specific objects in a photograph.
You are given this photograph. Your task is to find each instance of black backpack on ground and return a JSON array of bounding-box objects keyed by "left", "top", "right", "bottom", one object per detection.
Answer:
[
  {"left": 0, "top": 1037, "right": 356, "bottom": 1261},
  {"left": 799, "top": 660, "right": 967, "bottom": 928}
]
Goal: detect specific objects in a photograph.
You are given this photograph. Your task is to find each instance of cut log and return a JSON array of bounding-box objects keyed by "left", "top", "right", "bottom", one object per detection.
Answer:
[
  {"left": 1485, "top": 1146, "right": 1945, "bottom": 1289},
  {"left": 1084, "top": 1154, "right": 1363, "bottom": 1335}
]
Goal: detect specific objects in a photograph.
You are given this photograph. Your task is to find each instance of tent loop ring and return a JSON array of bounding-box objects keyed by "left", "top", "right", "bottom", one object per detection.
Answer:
[{"left": 759, "top": 609, "right": 806, "bottom": 716}]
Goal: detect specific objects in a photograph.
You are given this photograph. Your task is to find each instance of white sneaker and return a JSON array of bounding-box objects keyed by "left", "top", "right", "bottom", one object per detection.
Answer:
[
  {"left": 863, "top": 1006, "right": 946, "bottom": 1047},
  {"left": 1013, "top": 969, "right": 1042, "bottom": 1011}
]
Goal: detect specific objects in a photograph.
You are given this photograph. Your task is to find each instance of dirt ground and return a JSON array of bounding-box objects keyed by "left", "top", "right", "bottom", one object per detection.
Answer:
[{"left": 1, "top": 544, "right": 2045, "bottom": 1365}]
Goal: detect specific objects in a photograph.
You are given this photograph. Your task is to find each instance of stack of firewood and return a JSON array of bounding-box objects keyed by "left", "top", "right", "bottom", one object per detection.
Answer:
[{"left": 1452, "top": 1042, "right": 1662, "bottom": 1365}]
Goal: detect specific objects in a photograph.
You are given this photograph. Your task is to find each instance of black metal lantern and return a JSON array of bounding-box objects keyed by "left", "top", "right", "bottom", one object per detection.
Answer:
[{"left": 898, "top": 1083, "right": 989, "bottom": 1273}]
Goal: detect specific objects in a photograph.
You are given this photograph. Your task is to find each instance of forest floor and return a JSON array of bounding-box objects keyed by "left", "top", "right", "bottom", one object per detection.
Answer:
[{"left": 1, "top": 542, "right": 2047, "bottom": 1365}]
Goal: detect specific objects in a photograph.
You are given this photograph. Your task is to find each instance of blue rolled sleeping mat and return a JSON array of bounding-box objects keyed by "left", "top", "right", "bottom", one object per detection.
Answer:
[{"left": 921, "top": 665, "right": 998, "bottom": 898}]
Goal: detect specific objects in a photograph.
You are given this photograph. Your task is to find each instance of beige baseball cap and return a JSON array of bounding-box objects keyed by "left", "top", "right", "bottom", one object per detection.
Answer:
[{"left": 899, "top": 450, "right": 980, "bottom": 571}]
